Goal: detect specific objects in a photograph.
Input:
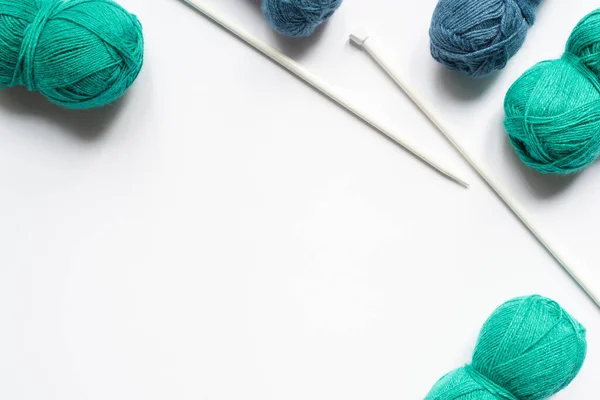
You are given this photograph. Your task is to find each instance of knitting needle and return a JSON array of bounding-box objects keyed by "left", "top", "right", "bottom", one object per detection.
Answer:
[
  {"left": 349, "top": 32, "right": 600, "bottom": 309},
  {"left": 178, "top": 0, "right": 469, "bottom": 188}
]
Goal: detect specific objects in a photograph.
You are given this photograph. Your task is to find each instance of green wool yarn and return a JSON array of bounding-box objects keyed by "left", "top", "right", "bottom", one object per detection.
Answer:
[
  {"left": 426, "top": 295, "right": 587, "bottom": 399},
  {"left": 0, "top": 0, "right": 143, "bottom": 109},
  {"left": 505, "top": 9, "right": 600, "bottom": 174}
]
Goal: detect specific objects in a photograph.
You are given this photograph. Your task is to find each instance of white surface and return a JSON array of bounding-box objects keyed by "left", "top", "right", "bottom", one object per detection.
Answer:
[{"left": 0, "top": 0, "right": 598, "bottom": 398}]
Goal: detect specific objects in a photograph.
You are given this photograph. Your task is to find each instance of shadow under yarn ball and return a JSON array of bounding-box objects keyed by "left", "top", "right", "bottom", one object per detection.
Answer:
[
  {"left": 505, "top": 9, "right": 600, "bottom": 174},
  {"left": 262, "top": 0, "right": 342, "bottom": 38},
  {"left": 426, "top": 295, "right": 587, "bottom": 400},
  {"left": 429, "top": 0, "right": 542, "bottom": 77},
  {"left": 0, "top": 0, "right": 143, "bottom": 109}
]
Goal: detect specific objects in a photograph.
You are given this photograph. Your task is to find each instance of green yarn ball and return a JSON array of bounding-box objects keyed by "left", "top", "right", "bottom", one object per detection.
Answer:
[
  {"left": 504, "top": 9, "right": 600, "bottom": 174},
  {"left": 0, "top": 0, "right": 144, "bottom": 109},
  {"left": 426, "top": 295, "right": 587, "bottom": 399}
]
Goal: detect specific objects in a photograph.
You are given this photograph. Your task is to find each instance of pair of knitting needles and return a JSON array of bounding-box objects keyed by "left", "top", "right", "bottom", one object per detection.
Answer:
[
  {"left": 179, "top": 0, "right": 600, "bottom": 309},
  {"left": 179, "top": 0, "right": 467, "bottom": 188}
]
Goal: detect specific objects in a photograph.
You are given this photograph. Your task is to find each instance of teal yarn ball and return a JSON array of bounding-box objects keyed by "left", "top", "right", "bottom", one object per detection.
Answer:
[
  {"left": 261, "top": 0, "right": 342, "bottom": 38},
  {"left": 0, "top": 0, "right": 143, "bottom": 109},
  {"left": 504, "top": 9, "right": 600, "bottom": 174},
  {"left": 430, "top": 0, "right": 542, "bottom": 77},
  {"left": 426, "top": 295, "right": 587, "bottom": 399}
]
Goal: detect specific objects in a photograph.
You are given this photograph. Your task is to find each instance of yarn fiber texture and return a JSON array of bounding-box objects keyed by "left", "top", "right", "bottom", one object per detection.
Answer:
[
  {"left": 0, "top": 0, "right": 144, "bottom": 109},
  {"left": 504, "top": 9, "right": 600, "bottom": 174},
  {"left": 261, "top": 0, "right": 342, "bottom": 38},
  {"left": 430, "top": 0, "right": 542, "bottom": 77},
  {"left": 426, "top": 295, "right": 587, "bottom": 400}
]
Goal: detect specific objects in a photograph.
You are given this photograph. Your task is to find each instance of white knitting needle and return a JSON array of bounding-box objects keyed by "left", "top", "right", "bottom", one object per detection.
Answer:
[
  {"left": 350, "top": 32, "right": 600, "bottom": 309},
  {"left": 178, "top": 0, "right": 469, "bottom": 188}
]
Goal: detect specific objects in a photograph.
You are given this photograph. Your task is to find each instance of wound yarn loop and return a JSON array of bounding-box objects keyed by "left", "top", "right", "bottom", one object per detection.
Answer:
[
  {"left": 429, "top": 0, "right": 542, "bottom": 77},
  {"left": 514, "top": 0, "right": 538, "bottom": 25},
  {"left": 425, "top": 295, "right": 587, "bottom": 399},
  {"left": 261, "top": 0, "right": 342, "bottom": 38},
  {"left": 11, "top": 0, "right": 60, "bottom": 90},
  {"left": 464, "top": 367, "right": 518, "bottom": 400},
  {"left": 504, "top": 9, "right": 600, "bottom": 173},
  {"left": 0, "top": 0, "right": 144, "bottom": 109}
]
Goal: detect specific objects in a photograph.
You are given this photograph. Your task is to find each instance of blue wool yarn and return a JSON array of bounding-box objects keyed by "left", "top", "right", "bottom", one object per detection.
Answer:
[
  {"left": 262, "top": 0, "right": 342, "bottom": 38},
  {"left": 429, "top": 0, "right": 542, "bottom": 77}
]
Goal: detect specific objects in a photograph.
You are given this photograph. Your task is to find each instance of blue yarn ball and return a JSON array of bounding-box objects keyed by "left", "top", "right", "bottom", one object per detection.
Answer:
[
  {"left": 261, "top": 0, "right": 342, "bottom": 38},
  {"left": 429, "top": 0, "right": 542, "bottom": 77}
]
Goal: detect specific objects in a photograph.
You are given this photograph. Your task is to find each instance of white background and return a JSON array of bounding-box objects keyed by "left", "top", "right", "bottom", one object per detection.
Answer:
[{"left": 1, "top": 0, "right": 599, "bottom": 398}]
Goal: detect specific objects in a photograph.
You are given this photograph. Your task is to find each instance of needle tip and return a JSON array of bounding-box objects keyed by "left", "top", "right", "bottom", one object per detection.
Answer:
[
  {"left": 443, "top": 170, "right": 469, "bottom": 189},
  {"left": 456, "top": 178, "right": 470, "bottom": 189}
]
